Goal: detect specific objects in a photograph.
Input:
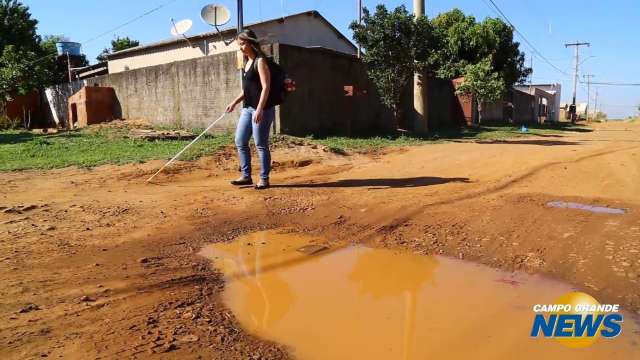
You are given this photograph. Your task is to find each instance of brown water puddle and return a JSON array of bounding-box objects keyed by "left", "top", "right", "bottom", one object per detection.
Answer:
[{"left": 200, "top": 229, "right": 640, "bottom": 360}]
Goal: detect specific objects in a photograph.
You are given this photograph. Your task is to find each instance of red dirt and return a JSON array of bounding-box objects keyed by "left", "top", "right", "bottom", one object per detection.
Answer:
[{"left": 1, "top": 121, "right": 639, "bottom": 359}]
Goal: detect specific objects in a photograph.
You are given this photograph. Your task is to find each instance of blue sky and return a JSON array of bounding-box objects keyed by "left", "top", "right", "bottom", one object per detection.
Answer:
[{"left": 23, "top": 0, "right": 640, "bottom": 118}]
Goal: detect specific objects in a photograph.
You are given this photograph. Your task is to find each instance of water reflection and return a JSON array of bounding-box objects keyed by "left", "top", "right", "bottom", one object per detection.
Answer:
[
  {"left": 200, "top": 230, "right": 640, "bottom": 360},
  {"left": 349, "top": 249, "right": 439, "bottom": 360}
]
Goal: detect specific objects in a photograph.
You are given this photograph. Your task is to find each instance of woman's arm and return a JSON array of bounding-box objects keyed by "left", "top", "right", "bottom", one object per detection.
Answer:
[
  {"left": 254, "top": 58, "right": 271, "bottom": 123},
  {"left": 226, "top": 91, "right": 244, "bottom": 113}
]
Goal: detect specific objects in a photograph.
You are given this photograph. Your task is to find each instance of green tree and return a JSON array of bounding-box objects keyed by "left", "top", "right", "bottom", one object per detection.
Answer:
[
  {"left": 96, "top": 36, "right": 140, "bottom": 62},
  {"left": 350, "top": 5, "right": 435, "bottom": 130},
  {"left": 38, "top": 35, "right": 88, "bottom": 86},
  {"left": 0, "top": 45, "right": 39, "bottom": 99},
  {"left": 455, "top": 57, "right": 505, "bottom": 124},
  {"left": 429, "top": 9, "right": 530, "bottom": 87},
  {"left": 0, "top": 0, "right": 40, "bottom": 53},
  {"left": 0, "top": 0, "right": 40, "bottom": 100}
]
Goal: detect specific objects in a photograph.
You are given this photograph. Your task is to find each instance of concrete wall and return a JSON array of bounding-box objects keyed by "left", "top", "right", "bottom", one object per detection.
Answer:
[
  {"left": 510, "top": 89, "right": 535, "bottom": 123},
  {"left": 476, "top": 89, "right": 538, "bottom": 124},
  {"left": 277, "top": 45, "right": 391, "bottom": 136},
  {"left": 45, "top": 44, "right": 387, "bottom": 135},
  {"left": 401, "top": 77, "right": 474, "bottom": 130},
  {"left": 42, "top": 80, "right": 84, "bottom": 127},
  {"left": 480, "top": 101, "right": 504, "bottom": 122},
  {"left": 43, "top": 43, "right": 479, "bottom": 136},
  {"left": 88, "top": 51, "right": 241, "bottom": 131},
  {"left": 514, "top": 84, "right": 561, "bottom": 122},
  {"left": 108, "top": 12, "right": 356, "bottom": 74}
]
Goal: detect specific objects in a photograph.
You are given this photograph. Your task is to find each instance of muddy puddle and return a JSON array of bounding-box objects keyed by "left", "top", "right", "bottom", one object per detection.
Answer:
[
  {"left": 200, "top": 230, "right": 640, "bottom": 360},
  {"left": 547, "top": 201, "right": 626, "bottom": 215}
]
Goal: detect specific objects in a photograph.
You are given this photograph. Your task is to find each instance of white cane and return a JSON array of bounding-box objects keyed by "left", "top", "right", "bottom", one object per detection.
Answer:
[{"left": 146, "top": 112, "right": 228, "bottom": 183}]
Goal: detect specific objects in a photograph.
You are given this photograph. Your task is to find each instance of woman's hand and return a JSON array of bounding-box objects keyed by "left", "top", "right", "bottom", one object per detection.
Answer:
[
  {"left": 225, "top": 102, "right": 237, "bottom": 113},
  {"left": 253, "top": 108, "right": 264, "bottom": 123}
]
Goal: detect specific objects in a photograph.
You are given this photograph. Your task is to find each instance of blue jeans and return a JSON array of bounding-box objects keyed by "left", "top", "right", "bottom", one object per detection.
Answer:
[{"left": 235, "top": 107, "right": 275, "bottom": 181}]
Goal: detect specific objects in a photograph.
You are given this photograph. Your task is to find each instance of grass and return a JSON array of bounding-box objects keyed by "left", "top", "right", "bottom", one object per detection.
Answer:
[
  {"left": 0, "top": 127, "right": 233, "bottom": 171},
  {"left": 0, "top": 121, "right": 590, "bottom": 171},
  {"left": 309, "top": 123, "right": 590, "bottom": 152}
]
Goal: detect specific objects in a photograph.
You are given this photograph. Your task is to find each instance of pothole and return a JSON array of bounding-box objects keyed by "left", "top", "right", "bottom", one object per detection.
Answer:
[{"left": 200, "top": 230, "right": 640, "bottom": 359}]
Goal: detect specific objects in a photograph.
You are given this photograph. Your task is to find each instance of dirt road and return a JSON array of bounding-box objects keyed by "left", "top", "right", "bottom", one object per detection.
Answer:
[{"left": 1, "top": 122, "right": 639, "bottom": 359}]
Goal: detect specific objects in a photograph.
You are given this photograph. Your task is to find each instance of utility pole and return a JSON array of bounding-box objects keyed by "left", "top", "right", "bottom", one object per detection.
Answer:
[
  {"left": 66, "top": 51, "right": 72, "bottom": 83},
  {"left": 237, "top": 0, "right": 244, "bottom": 32},
  {"left": 237, "top": 0, "right": 244, "bottom": 88},
  {"left": 564, "top": 41, "right": 590, "bottom": 121},
  {"left": 529, "top": 55, "right": 533, "bottom": 88},
  {"left": 583, "top": 74, "right": 594, "bottom": 121},
  {"left": 594, "top": 87, "right": 599, "bottom": 116},
  {"left": 413, "top": 0, "right": 427, "bottom": 133},
  {"left": 357, "top": 0, "right": 362, "bottom": 58}
]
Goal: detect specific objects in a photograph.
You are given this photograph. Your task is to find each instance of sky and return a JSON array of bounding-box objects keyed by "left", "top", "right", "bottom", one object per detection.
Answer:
[{"left": 22, "top": 0, "right": 640, "bottom": 118}]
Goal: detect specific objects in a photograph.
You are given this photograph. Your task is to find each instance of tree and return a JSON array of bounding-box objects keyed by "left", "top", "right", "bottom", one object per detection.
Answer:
[
  {"left": 350, "top": 5, "right": 435, "bottom": 130},
  {"left": 0, "top": 0, "right": 40, "bottom": 53},
  {"left": 481, "top": 17, "right": 531, "bottom": 86},
  {"left": 0, "top": 0, "right": 40, "bottom": 100},
  {"left": 455, "top": 57, "right": 505, "bottom": 124},
  {"left": 38, "top": 35, "right": 88, "bottom": 86},
  {"left": 429, "top": 9, "right": 530, "bottom": 87},
  {"left": 0, "top": 0, "right": 90, "bottom": 105},
  {"left": 0, "top": 45, "right": 39, "bottom": 99},
  {"left": 96, "top": 36, "right": 140, "bottom": 62}
]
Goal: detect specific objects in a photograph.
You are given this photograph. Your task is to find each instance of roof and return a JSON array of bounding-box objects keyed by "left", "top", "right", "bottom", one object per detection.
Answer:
[
  {"left": 514, "top": 83, "right": 560, "bottom": 87},
  {"left": 108, "top": 10, "right": 357, "bottom": 59},
  {"left": 514, "top": 84, "right": 561, "bottom": 91},
  {"left": 514, "top": 84, "right": 561, "bottom": 97},
  {"left": 74, "top": 62, "right": 109, "bottom": 80}
]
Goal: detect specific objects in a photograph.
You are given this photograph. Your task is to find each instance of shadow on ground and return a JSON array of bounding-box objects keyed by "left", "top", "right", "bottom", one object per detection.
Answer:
[
  {"left": 271, "top": 176, "right": 471, "bottom": 189},
  {"left": 474, "top": 139, "right": 581, "bottom": 146},
  {"left": 0, "top": 131, "right": 83, "bottom": 145}
]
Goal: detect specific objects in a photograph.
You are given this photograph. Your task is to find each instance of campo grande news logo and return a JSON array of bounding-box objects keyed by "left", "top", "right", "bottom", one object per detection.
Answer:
[{"left": 531, "top": 291, "right": 623, "bottom": 348}]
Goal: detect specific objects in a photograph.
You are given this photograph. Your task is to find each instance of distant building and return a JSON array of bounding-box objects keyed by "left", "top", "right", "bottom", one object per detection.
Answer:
[
  {"left": 513, "top": 84, "right": 562, "bottom": 122},
  {"left": 106, "top": 11, "right": 357, "bottom": 74}
]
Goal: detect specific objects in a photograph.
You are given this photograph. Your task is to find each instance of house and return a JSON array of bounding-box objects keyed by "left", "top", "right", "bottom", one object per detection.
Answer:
[
  {"left": 513, "top": 84, "right": 562, "bottom": 122},
  {"left": 106, "top": 11, "right": 357, "bottom": 74}
]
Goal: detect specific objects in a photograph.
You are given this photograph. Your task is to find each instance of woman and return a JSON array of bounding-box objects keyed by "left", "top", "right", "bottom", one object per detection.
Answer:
[{"left": 226, "top": 29, "right": 274, "bottom": 190}]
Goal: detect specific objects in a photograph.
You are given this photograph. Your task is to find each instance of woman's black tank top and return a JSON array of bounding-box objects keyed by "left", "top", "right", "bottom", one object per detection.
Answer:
[{"left": 242, "top": 57, "right": 263, "bottom": 109}]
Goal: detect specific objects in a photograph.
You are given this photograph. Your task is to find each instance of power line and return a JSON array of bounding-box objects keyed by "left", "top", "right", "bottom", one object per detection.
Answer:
[
  {"left": 483, "top": 0, "right": 592, "bottom": 96},
  {"left": 589, "top": 82, "right": 640, "bottom": 86},
  {"left": 26, "top": 0, "right": 178, "bottom": 67},
  {"left": 82, "top": 0, "right": 179, "bottom": 45},
  {"left": 483, "top": 0, "right": 570, "bottom": 77},
  {"left": 599, "top": 104, "right": 638, "bottom": 107}
]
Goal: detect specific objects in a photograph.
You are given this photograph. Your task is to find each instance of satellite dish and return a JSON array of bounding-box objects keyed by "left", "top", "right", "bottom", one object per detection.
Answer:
[
  {"left": 201, "top": 4, "right": 231, "bottom": 26},
  {"left": 171, "top": 18, "right": 193, "bottom": 36},
  {"left": 170, "top": 18, "right": 195, "bottom": 47},
  {"left": 201, "top": 4, "right": 233, "bottom": 46}
]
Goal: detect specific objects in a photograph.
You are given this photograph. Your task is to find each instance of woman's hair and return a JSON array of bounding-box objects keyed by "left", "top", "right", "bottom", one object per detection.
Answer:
[{"left": 237, "top": 29, "right": 267, "bottom": 58}]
